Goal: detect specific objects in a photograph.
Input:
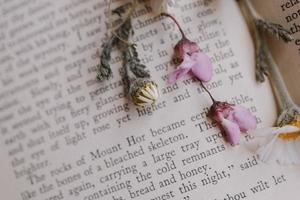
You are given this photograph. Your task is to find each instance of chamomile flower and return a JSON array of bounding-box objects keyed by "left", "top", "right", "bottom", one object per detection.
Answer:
[
  {"left": 130, "top": 78, "right": 159, "bottom": 106},
  {"left": 250, "top": 118, "right": 300, "bottom": 165}
]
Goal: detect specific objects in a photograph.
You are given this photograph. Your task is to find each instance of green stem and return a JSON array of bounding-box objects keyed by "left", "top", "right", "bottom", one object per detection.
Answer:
[
  {"left": 243, "top": 0, "right": 300, "bottom": 125},
  {"left": 242, "top": 0, "right": 265, "bottom": 82},
  {"left": 243, "top": 0, "right": 263, "bottom": 20},
  {"left": 243, "top": 0, "right": 295, "bottom": 110},
  {"left": 262, "top": 42, "right": 296, "bottom": 110}
]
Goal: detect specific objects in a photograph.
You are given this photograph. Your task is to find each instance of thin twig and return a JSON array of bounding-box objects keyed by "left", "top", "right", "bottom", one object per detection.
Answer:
[
  {"left": 244, "top": 0, "right": 262, "bottom": 20},
  {"left": 262, "top": 41, "right": 295, "bottom": 110},
  {"left": 161, "top": 12, "right": 186, "bottom": 39},
  {"left": 200, "top": 81, "right": 216, "bottom": 104}
]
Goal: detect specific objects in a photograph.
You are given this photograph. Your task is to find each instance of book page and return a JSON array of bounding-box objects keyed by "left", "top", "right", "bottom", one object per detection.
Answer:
[
  {"left": 251, "top": 0, "right": 300, "bottom": 104},
  {"left": 0, "top": 0, "right": 299, "bottom": 200}
]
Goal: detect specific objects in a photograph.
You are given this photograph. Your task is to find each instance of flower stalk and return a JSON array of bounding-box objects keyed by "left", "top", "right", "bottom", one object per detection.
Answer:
[
  {"left": 241, "top": 0, "right": 300, "bottom": 165},
  {"left": 161, "top": 13, "right": 186, "bottom": 39},
  {"left": 242, "top": 0, "right": 299, "bottom": 126},
  {"left": 162, "top": 11, "right": 256, "bottom": 145},
  {"left": 199, "top": 81, "right": 257, "bottom": 146},
  {"left": 242, "top": 0, "right": 293, "bottom": 82},
  {"left": 200, "top": 82, "right": 216, "bottom": 104},
  {"left": 162, "top": 13, "right": 213, "bottom": 84},
  {"left": 97, "top": 1, "right": 159, "bottom": 106},
  {"left": 263, "top": 41, "right": 300, "bottom": 126}
]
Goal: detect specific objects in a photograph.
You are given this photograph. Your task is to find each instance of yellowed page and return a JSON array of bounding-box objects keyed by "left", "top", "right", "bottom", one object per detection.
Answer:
[{"left": 0, "top": 1, "right": 299, "bottom": 200}]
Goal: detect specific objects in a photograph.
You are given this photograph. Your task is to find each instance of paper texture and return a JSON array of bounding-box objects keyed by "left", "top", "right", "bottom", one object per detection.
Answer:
[{"left": 0, "top": 0, "right": 299, "bottom": 200}]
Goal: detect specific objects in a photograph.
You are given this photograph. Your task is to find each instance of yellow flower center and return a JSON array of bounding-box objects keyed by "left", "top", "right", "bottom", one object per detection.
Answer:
[{"left": 278, "top": 119, "right": 300, "bottom": 140}]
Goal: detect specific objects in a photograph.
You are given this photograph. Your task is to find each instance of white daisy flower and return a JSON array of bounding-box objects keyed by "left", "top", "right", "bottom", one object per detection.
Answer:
[
  {"left": 149, "top": 0, "right": 174, "bottom": 15},
  {"left": 250, "top": 119, "right": 300, "bottom": 165}
]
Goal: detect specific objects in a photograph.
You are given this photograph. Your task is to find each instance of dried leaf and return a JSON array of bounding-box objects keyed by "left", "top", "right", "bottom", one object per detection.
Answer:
[
  {"left": 255, "top": 46, "right": 269, "bottom": 82},
  {"left": 97, "top": 18, "right": 133, "bottom": 81},
  {"left": 128, "top": 45, "right": 150, "bottom": 78},
  {"left": 255, "top": 19, "right": 293, "bottom": 43},
  {"left": 97, "top": 42, "right": 113, "bottom": 81}
]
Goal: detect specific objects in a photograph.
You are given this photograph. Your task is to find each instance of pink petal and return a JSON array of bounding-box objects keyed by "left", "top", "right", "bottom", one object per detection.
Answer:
[
  {"left": 167, "top": 54, "right": 194, "bottom": 84},
  {"left": 182, "top": 41, "right": 199, "bottom": 55},
  {"left": 190, "top": 52, "right": 213, "bottom": 82},
  {"left": 232, "top": 105, "right": 257, "bottom": 132},
  {"left": 221, "top": 118, "right": 241, "bottom": 146},
  {"left": 174, "top": 39, "right": 199, "bottom": 60},
  {"left": 178, "top": 54, "right": 194, "bottom": 69},
  {"left": 167, "top": 67, "right": 190, "bottom": 85}
]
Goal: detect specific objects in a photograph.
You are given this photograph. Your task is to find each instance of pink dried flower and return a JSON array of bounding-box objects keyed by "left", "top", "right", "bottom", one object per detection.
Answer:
[
  {"left": 209, "top": 102, "right": 257, "bottom": 146},
  {"left": 162, "top": 13, "right": 213, "bottom": 85},
  {"left": 168, "top": 39, "right": 213, "bottom": 84},
  {"left": 174, "top": 39, "right": 199, "bottom": 61}
]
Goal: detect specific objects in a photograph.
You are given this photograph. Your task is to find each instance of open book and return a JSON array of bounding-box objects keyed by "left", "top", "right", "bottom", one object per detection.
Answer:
[{"left": 0, "top": 0, "right": 299, "bottom": 200}]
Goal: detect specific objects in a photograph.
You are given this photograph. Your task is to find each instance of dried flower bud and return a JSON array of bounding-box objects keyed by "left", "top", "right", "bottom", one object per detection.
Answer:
[
  {"left": 209, "top": 102, "right": 257, "bottom": 145},
  {"left": 130, "top": 78, "right": 159, "bottom": 106},
  {"left": 174, "top": 38, "right": 199, "bottom": 62}
]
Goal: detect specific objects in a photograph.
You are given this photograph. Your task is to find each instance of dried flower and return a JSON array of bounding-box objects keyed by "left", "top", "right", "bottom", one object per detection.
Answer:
[
  {"left": 209, "top": 102, "right": 257, "bottom": 146},
  {"left": 121, "top": 45, "right": 158, "bottom": 106},
  {"left": 97, "top": 1, "right": 159, "bottom": 106},
  {"left": 162, "top": 13, "right": 213, "bottom": 85},
  {"left": 130, "top": 78, "right": 159, "bottom": 106},
  {"left": 174, "top": 39, "right": 199, "bottom": 61},
  {"left": 250, "top": 118, "right": 300, "bottom": 164},
  {"left": 168, "top": 50, "right": 213, "bottom": 84},
  {"left": 97, "top": 4, "right": 134, "bottom": 81},
  {"left": 249, "top": 39, "right": 300, "bottom": 164}
]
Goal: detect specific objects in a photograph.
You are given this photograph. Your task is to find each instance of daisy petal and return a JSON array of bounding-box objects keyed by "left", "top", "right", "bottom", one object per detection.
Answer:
[
  {"left": 250, "top": 125, "right": 299, "bottom": 137},
  {"left": 276, "top": 125, "right": 300, "bottom": 134},
  {"left": 257, "top": 135, "right": 278, "bottom": 163},
  {"left": 249, "top": 127, "right": 279, "bottom": 136}
]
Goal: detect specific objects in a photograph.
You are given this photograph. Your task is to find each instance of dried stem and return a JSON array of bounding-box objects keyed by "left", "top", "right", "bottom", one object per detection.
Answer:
[
  {"left": 200, "top": 82, "right": 216, "bottom": 104},
  {"left": 262, "top": 42, "right": 295, "bottom": 110},
  {"left": 245, "top": 0, "right": 297, "bottom": 110},
  {"left": 161, "top": 12, "right": 186, "bottom": 39},
  {"left": 242, "top": 0, "right": 299, "bottom": 125},
  {"left": 242, "top": 0, "right": 268, "bottom": 82},
  {"left": 244, "top": 0, "right": 262, "bottom": 20}
]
